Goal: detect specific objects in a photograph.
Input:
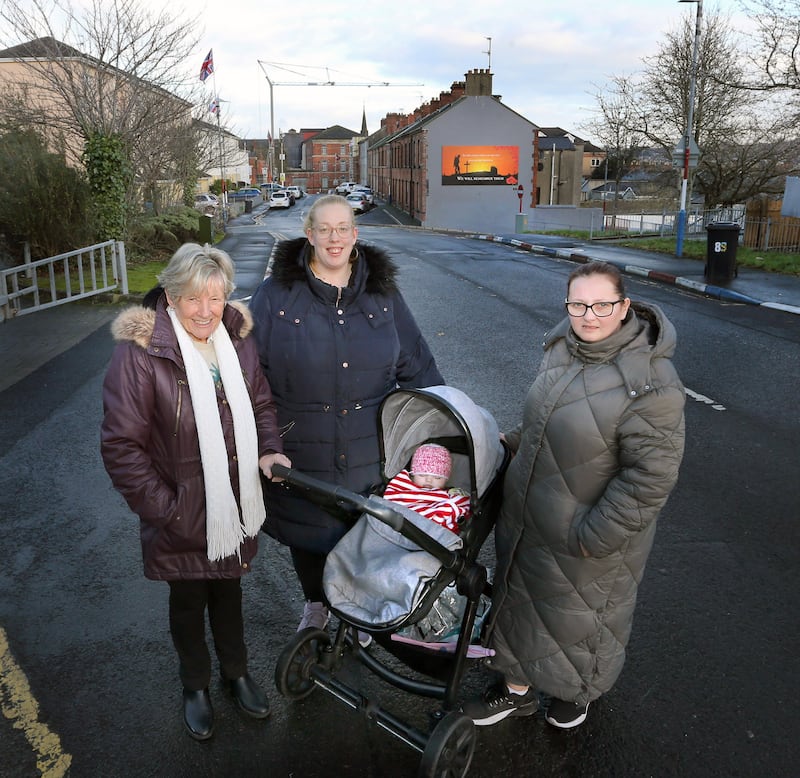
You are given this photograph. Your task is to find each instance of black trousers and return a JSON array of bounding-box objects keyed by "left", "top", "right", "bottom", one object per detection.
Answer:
[
  {"left": 167, "top": 578, "right": 248, "bottom": 691},
  {"left": 290, "top": 547, "right": 328, "bottom": 603}
]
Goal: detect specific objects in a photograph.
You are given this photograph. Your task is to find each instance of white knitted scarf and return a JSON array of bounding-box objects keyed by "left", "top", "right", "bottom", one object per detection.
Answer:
[{"left": 167, "top": 306, "right": 265, "bottom": 561}]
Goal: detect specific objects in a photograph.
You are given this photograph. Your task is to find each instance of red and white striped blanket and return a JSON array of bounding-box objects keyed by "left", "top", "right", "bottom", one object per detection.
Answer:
[{"left": 383, "top": 469, "right": 470, "bottom": 534}]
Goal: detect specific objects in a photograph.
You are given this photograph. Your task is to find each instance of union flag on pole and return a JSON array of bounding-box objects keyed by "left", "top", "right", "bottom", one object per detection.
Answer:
[
  {"left": 209, "top": 97, "right": 219, "bottom": 114},
  {"left": 199, "top": 49, "right": 214, "bottom": 82}
]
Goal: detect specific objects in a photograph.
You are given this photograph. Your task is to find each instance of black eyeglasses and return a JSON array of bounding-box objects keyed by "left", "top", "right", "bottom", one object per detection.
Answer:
[{"left": 564, "top": 299, "right": 625, "bottom": 317}]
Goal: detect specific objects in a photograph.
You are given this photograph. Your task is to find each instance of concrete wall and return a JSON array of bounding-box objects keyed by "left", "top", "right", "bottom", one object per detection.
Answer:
[
  {"left": 423, "top": 97, "right": 536, "bottom": 233},
  {"left": 526, "top": 205, "right": 605, "bottom": 232}
]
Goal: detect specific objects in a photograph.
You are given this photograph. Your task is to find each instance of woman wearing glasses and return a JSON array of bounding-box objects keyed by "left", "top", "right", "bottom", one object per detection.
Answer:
[
  {"left": 464, "top": 261, "right": 685, "bottom": 730},
  {"left": 249, "top": 195, "right": 443, "bottom": 633}
]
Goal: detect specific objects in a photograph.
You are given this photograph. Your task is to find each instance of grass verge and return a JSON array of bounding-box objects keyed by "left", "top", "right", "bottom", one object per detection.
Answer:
[
  {"left": 532, "top": 231, "right": 800, "bottom": 275},
  {"left": 125, "top": 261, "right": 168, "bottom": 295}
]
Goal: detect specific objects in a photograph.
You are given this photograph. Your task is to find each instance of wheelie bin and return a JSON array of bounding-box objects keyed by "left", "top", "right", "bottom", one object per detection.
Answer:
[{"left": 705, "top": 222, "right": 740, "bottom": 282}]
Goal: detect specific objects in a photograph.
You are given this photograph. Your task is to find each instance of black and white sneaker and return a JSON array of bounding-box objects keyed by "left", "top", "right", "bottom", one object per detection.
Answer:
[
  {"left": 545, "top": 698, "right": 589, "bottom": 729},
  {"left": 461, "top": 683, "right": 538, "bottom": 726}
]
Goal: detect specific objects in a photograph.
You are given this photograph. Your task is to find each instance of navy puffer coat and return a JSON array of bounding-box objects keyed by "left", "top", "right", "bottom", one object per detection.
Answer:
[{"left": 249, "top": 237, "right": 443, "bottom": 553}]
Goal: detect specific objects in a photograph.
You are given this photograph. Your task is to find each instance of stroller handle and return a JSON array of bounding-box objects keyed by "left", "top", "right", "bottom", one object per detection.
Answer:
[
  {"left": 272, "top": 462, "right": 374, "bottom": 516},
  {"left": 271, "top": 463, "right": 459, "bottom": 565}
]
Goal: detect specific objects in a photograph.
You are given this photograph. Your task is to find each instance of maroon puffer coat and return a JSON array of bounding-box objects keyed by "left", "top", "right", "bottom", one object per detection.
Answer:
[{"left": 101, "top": 293, "right": 283, "bottom": 580}]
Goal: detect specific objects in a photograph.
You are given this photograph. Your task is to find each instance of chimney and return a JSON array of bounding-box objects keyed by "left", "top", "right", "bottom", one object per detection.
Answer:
[
  {"left": 450, "top": 81, "right": 466, "bottom": 99},
  {"left": 464, "top": 68, "right": 493, "bottom": 96}
]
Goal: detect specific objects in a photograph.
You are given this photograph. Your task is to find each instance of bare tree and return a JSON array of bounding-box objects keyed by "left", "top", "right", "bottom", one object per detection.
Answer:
[
  {"left": 740, "top": 0, "right": 800, "bottom": 90},
  {"left": 0, "top": 0, "right": 206, "bottom": 232},
  {"left": 581, "top": 76, "right": 643, "bottom": 222},
  {"left": 590, "top": 8, "right": 798, "bottom": 208}
]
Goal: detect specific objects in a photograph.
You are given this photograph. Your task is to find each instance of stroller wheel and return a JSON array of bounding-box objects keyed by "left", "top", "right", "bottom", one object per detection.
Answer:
[
  {"left": 274, "top": 627, "right": 329, "bottom": 700},
  {"left": 418, "top": 712, "right": 476, "bottom": 778}
]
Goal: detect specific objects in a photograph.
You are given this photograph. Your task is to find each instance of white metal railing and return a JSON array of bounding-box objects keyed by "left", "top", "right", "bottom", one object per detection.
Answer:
[
  {"left": 602, "top": 206, "right": 746, "bottom": 237},
  {"left": 0, "top": 240, "right": 127, "bottom": 321}
]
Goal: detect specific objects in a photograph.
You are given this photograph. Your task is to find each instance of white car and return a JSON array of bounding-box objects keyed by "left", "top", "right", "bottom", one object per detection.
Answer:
[
  {"left": 345, "top": 192, "right": 369, "bottom": 213},
  {"left": 269, "top": 190, "right": 291, "bottom": 209},
  {"left": 336, "top": 181, "right": 357, "bottom": 195},
  {"left": 352, "top": 187, "right": 374, "bottom": 206},
  {"left": 286, "top": 185, "right": 304, "bottom": 199},
  {"left": 194, "top": 193, "right": 219, "bottom": 213}
]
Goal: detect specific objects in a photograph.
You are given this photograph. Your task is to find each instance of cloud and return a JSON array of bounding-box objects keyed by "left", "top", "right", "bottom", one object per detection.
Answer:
[{"left": 162, "top": 0, "right": 750, "bottom": 141}]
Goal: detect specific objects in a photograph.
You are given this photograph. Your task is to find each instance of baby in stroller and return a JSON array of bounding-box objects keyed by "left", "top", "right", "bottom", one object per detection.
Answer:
[
  {"left": 383, "top": 443, "right": 470, "bottom": 535},
  {"left": 322, "top": 386, "right": 504, "bottom": 651}
]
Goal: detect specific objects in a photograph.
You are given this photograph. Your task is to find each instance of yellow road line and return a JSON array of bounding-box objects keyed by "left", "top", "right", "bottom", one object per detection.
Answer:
[{"left": 0, "top": 627, "right": 72, "bottom": 777}]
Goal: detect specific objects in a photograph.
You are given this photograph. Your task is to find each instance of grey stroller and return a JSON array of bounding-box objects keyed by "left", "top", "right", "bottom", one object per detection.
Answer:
[{"left": 272, "top": 386, "right": 508, "bottom": 778}]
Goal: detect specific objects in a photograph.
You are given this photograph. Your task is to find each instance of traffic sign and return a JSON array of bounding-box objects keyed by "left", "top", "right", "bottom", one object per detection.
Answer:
[{"left": 672, "top": 133, "right": 701, "bottom": 169}]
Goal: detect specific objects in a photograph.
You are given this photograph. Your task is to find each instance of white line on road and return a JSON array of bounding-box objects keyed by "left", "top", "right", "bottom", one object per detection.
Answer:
[{"left": 685, "top": 387, "right": 726, "bottom": 411}]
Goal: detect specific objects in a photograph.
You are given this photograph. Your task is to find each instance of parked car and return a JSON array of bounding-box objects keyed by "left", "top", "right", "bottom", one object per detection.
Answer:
[
  {"left": 269, "top": 190, "right": 292, "bottom": 209},
  {"left": 286, "top": 185, "right": 304, "bottom": 200},
  {"left": 351, "top": 186, "right": 374, "bottom": 206},
  {"left": 345, "top": 192, "right": 369, "bottom": 213},
  {"left": 260, "top": 183, "right": 284, "bottom": 196},
  {"left": 194, "top": 193, "right": 219, "bottom": 214},
  {"left": 229, "top": 187, "right": 262, "bottom": 201},
  {"left": 335, "top": 181, "right": 357, "bottom": 195}
]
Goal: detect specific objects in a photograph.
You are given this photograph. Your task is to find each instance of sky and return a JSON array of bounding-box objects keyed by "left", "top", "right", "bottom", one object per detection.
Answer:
[{"left": 84, "top": 0, "right": 754, "bottom": 143}]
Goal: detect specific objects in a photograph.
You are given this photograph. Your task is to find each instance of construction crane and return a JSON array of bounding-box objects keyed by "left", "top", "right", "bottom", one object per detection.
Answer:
[{"left": 257, "top": 60, "right": 423, "bottom": 178}]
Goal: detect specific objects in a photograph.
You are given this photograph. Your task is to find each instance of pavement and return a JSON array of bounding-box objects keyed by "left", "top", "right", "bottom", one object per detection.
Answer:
[
  {"left": 2, "top": 211, "right": 799, "bottom": 394},
  {"left": 472, "top": 232, "right": 800, "bottom": 316}
]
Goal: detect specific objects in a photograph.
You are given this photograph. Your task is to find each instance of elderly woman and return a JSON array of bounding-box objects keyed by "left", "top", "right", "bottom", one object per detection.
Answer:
[
  {"left": 249, "top": 194, "right": 443, "bottom": 635},
  {"left": 464, "top": 261, "right": 685, "bottom": 730},
  {"left": 101, "top": 243, "right": 290, "bottom": 741}
]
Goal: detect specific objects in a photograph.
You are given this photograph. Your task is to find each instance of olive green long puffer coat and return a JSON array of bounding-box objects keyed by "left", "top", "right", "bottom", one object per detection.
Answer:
[{"left": 487, "top": 302, "right": 686, "bottom": 706}]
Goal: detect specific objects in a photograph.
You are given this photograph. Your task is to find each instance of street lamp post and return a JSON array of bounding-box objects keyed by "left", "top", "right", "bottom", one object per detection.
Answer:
[{"left": 676, "top": 0, "right": 703, "bottom": 257}]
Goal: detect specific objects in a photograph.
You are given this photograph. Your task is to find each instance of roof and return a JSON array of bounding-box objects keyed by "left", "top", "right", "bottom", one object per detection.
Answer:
[
  {"left": 370, "top": 94, "right": 536, "bottom": 150},
  {"left": 307, "top": 125, "right": 360, "bottom": 141},
  {"left": 0, "top": 36, "right": 85, "bottom": 60},
  {"left": 0, "top": 36, "right": 192, "bottom": 107}
]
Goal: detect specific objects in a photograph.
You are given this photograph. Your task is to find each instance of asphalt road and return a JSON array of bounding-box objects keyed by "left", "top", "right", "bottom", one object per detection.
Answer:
[{"left": 1, "top": 198, "right": 799, "bottom": 777}]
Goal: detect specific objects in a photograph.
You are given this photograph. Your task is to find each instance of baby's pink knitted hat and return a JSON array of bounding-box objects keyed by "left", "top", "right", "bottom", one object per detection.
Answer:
[{"left": 410, "top": 444, "right": 452, "bottom": 479}]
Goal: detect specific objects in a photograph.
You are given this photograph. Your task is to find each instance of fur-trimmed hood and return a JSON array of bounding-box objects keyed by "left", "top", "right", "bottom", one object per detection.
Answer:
[
  {"left": 111, "top": 288, "right": 253, "bottom": 350},
  {"left": 270, "top": 236, "right": 399, "bottom": 296}
]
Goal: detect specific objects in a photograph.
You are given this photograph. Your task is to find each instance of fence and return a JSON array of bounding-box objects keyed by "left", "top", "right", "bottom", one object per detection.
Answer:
[
  {"left": 601, "top": 206, "right": 800, "bottom": 252},
  {"left": 0, "top": 240, "right": 127, "bottom": 322},
  {"left": 601, "top": 206, "right": 746, "bottom": 239}
]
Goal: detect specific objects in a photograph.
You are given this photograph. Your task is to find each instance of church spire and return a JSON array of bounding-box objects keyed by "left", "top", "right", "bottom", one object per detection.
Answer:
[{"left": 360, "top": 105, "right": 368, "bottom": 136}]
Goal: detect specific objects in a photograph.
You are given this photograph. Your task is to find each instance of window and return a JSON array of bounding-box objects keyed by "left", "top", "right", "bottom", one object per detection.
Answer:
[
  {"left": 321, "top": 144, "right": 327, "bottom": 155},
  {"left": 321, "top": 160, "right": 328, "bottom": 172},
  {"left": 591, "top": 158, "right": 601, "bottom": 167},
  {"left": 341, "top": 144, "right": 347, "bottom": 155}
]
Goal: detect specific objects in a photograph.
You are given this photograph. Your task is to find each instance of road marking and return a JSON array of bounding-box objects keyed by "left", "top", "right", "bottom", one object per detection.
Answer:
[
  {"left": 0, "top": 627, "right": 72, "bottom": 777},
  {"left": 686, "top": 387, "right": 726, "bottom": 411}
]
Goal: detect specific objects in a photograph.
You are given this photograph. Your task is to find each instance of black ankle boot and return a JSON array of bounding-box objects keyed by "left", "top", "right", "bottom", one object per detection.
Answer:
[
  {"left": 227, "top": 673, "right": 270, "bottom": 719},
  {"left": 183, "top": 688, "right": 214, "bottom": 740}
]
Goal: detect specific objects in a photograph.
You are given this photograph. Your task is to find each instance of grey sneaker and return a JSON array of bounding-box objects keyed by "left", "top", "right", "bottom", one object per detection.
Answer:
[
  {"left": 545, "top": 698, "right": 589, "bottom": 729},
  {"left": 357, "top": 630, "right": 373, "bottom": 648},
  {"left": 462, "top": 683, "right": 538, "bottom": 726},
  {"left": 297, "top": 601, "right": 329, "bottom": 632}
]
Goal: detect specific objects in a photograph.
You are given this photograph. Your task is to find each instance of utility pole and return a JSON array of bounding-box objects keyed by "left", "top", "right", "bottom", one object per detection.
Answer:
[{"left": 675, "top": 0, "right": 703, "bottom": 257}]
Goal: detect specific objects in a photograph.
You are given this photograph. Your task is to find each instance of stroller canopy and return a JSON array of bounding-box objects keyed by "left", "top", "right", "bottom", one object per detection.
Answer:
[{"left": 379, "top": 386, "right": 504, "bottom": 498}]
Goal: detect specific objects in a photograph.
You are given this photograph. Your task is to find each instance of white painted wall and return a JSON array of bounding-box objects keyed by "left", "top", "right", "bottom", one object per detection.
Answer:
[{"left": 424, "top": 97, "right": 536, "bottom": 233}]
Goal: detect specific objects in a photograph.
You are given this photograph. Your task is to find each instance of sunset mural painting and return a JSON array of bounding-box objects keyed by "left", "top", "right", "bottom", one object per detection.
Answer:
[{"left": 442, "top": 145, "right": 519, "bottom": 186}]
